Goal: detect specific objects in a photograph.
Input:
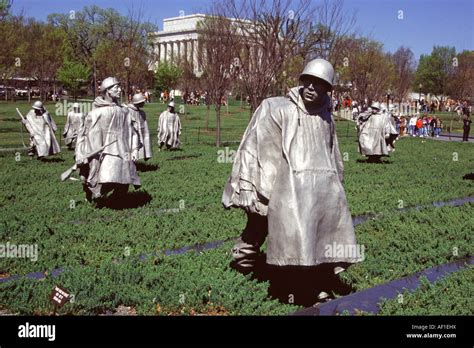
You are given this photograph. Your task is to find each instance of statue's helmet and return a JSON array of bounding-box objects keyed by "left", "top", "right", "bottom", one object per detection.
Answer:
[
  {"left": 168, "top": 101, "right": 175, "bottom": 108},
  {"left": 32, "top": 101, "right": 44, "bottom": 110},
  {"left": 370, "top": 102, "right": 381, "bottom": 111},
  {"left": 72, "top": 102, "right": 80, "bottom": 109},
  {"left": 132, "top": 93, "right": 146, "bottom": 105},
  {"left": 100, "top": 77, "right": 120, "bottom": 92},
  {"left": 300, "top": 58, "right": 335, "bottom": 91}
]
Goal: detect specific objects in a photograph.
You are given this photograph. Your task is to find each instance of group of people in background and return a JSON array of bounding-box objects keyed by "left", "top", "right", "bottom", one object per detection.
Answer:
[
  {"left": 340, "top": 95, "right": 472, "bottom": 142},
  {"left": 398, "top": 114, "right": 443, "bottom": 138}
]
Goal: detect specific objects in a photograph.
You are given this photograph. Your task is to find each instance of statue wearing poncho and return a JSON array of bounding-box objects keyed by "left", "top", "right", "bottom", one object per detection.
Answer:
[
  {"left": 158, "top": 102, "right": 181, "bottom": 150},
  {"left": 222, "top": 61, "right": 360, "bottom": 269},
  {"left": 25, "top": 105, "right": 60, "bottom": 158},
  {"left": 63, "top": 104, "right": 84, "bottom": 150},
  {"left": 127, "top": 104, "right": 152, "bottom": 160},
  {"left": 75, "top": 78, "right": 141, "bottom": 201},
  {"left": 357, "top": 103, "right": 398, "bottom": 161}
]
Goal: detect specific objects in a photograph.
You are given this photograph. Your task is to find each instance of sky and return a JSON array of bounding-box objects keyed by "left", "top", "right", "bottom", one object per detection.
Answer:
[{"left": 11, "top": 0, "right": 474, "bottom": 60}]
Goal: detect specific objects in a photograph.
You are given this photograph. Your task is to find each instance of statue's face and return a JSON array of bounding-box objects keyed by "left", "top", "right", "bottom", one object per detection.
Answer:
[
  {"left": 34, "top": 108, "right": 42, "bottom": 115},
  {"left": 107, "top": 84, "right": 121, "bottom": 99},
  {"left": 301, "top": 76, "right": 328, "bottom": 104},
  {"left": 136, "top": 102, "right": 145, "bottom": 108}
]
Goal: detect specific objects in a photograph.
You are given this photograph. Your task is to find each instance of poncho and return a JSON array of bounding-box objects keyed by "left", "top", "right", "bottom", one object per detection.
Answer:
[
  {"left": 25, "top": 110, "right": 60, "bottom": 157},
  {"left": 222, "top": 87, "right": 361, "bottom": 266}
]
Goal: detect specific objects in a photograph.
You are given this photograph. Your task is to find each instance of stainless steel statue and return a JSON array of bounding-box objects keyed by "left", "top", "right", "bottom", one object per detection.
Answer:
[
  {"left": 357, "top": 102, "right": 398, "bottom": 162},
  {"left": 20, "top": 101, "right": 60, "bottom": 158},
  {"left": 63, "top": 102, "right": 84, "bottom": 150},
  {"left": 157, "top": 102, "right": 181, "bottom": 150},
  {"left": 74, "top": 77, "right": 141, "bottom": 202},
  {"left": 222, "top": 59, "right": 361, "bottom": 277},
  {"left": 127, "top": 93, "right": 152, "bottom": 160}
]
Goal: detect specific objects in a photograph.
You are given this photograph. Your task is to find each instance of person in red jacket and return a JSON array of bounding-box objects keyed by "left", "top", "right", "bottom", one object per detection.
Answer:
[{"left": 416, "top": 118, "right": 423, "bottom": 137}]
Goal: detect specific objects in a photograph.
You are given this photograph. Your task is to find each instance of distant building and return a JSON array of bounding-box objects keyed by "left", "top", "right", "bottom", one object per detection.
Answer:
[{"left": 149, "top": 14, "right": 207, "bottom": 75}]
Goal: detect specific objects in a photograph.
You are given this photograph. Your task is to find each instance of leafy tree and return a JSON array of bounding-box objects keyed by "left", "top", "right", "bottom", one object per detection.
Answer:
[
  {"left": 447, "top": 50, "right": 474, "bottom": 101},
  {"left": 0, "top": 0, "right": 13, "bottom": 20},
  {"left": 49, "top": 5, "right": 157, "bottom": 97},
  {"left": 412, "top": 46, "right": 456, "bottom": 102},
  {"left": 57, "top": 60, "right": 91, "bottom": 100},
  {"left": 0, "top": 15, "right": 23, "bottom": 101},
  {"left": 154, "top": 61, "right": 183, "bottom": 96},
  {"left": 13, "top": 19, "right": 66, "bottom": 100}
]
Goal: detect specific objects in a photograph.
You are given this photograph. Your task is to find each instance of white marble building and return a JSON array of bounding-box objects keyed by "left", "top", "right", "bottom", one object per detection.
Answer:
[{"left": 149, "top": 14, "right": 206, "bottom": 74}]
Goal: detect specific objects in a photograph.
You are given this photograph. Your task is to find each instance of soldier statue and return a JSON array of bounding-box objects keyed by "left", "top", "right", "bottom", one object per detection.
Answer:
[
  {"left": 357, "top": 102, "right": 398, "bottom": 163},
  {"left": 157, "top": 101, "right": 181, "bottom": 150},
  {"left": 74, "top": 77, "right": 141, "bottom": 202},
  {"left": 127, "top": 93, "right": 152, "bottom": 161},
  {"left": 222, "top": 59, "right": 361, "bottom": 300},
  {"left": 22, "top": 101, "right": 60, "bottom": 159},
  {"left": 63, "top": 102, "right": 84, "bottom": 150}
]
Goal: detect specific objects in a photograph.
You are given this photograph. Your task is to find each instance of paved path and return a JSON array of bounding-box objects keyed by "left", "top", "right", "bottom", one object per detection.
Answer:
[
  {"left": 293, "top": 256, "right": 473, "bottom": 315},
  {"left": 421, "top": 134, "right": 473, "bottom": 143}
]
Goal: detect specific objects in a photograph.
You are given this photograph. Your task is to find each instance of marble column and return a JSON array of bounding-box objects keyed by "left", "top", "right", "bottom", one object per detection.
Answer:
[
  {"left": 184, "top": 40, "right": 189, "bottom": 64},
  {"left": 159, "top": 42, "right": 165, "bottom": 63},
  {"left": 192, "top": 40, "right": 199, "bottom": 72},
  {"left": 190, "top": 40, "right": 195, "bottom": 70}
]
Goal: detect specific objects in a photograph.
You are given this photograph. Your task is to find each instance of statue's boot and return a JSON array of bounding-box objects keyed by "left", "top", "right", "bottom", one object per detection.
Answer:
[{"left": 230, "top": 212, "right": 268, "bottom": 274}]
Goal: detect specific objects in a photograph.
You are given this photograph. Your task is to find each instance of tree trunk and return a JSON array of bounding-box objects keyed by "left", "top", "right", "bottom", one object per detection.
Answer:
[
  {"left": 249, "top": 95, "right": 260, "bottom": 118},
  {"left": 216, "top": 105, "right": 221, "bottom": 147},
  {"left": 205, "top": 104, "right": 210, "bottom": 131}
]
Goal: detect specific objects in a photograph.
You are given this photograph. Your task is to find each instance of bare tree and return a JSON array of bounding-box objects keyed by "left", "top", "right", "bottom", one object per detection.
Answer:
[
  {"left": 389, "top": 46, "right": 415, "bottom": 102},
  {"left": 338, "top": 36, "right": 395, "bottom": 104},
  {"left": 196, "top": 15, "right": 240, "bottom": 147},
  {"left": 311, "top": 0, "right": 357, "bottom": 66},
  {"left": 207, "top": 0, "right": 355, "bottom": 114},
  {"left": 211, "top": 0, "right": 316, "bottom": 113}
]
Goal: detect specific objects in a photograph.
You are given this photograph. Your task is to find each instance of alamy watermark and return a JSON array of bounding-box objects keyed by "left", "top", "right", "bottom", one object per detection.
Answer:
[
  {"left": 324, "top": 242, "right": 365, "bottom": 261},
  {"left": 0, "top": 242, "right": 38, "bottom": 262},
  {"left": 55, "top": 100, "right": 93, "bottom": 116},
  {"left": 217, "top": 147, "right": 236, "bottom": 163}
]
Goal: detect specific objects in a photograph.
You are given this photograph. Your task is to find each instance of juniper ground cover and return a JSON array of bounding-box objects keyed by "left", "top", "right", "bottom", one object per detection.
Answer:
[{"left": 0, "top": 100, "right": 472, "bottom": 315}]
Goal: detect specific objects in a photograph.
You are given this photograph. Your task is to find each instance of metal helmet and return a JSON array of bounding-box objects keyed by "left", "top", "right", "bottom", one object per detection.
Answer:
[
  {"left": 370, "top": 102, "right": 381, "bottom": 110},
  {"left": 100, "top": 77, "right": 120, "bottom": 92},
  {"left": 72, "top": 102, "right": 80, "bottom": 109},
  {"left": 132, "top": 93, "right": 146, "bottom": 105},
  {"left": 300, "top": 58, "right": 335, "bottom": 90},
  {"left": 168, "top": 101, "right": 175, "bottom": 108},
  {"left": 32, "top": 101, "right": 44, "bottom": 110}
]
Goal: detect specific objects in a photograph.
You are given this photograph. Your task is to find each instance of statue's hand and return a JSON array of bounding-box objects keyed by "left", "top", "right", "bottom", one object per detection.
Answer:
[
  {"left": 131, "top": 150, "right": 139, "bottom": 162},
  {"left": 239, "top": 189, "right": 257, "bottom": 210}
]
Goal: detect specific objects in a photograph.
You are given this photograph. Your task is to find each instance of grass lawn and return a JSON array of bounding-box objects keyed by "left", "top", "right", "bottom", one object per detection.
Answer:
[{"left": 0, "top": 100, "right": 472, "bottom": 315}]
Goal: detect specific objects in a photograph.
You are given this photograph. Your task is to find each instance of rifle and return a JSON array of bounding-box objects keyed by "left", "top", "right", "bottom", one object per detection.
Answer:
[
  {"left": 60, "top": 139, "right": 118, "bottom": 181},
  {"left": 16, "top": 108, "right": 35, "bottom": 147}
]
